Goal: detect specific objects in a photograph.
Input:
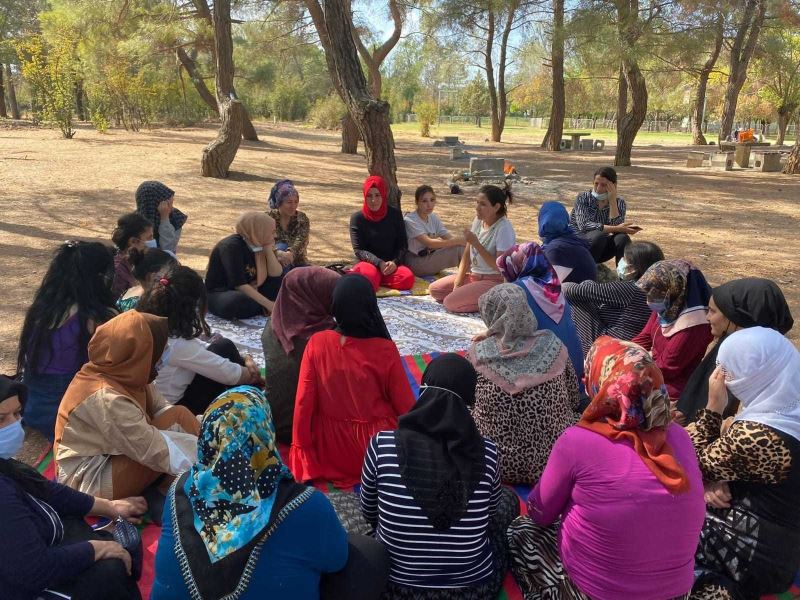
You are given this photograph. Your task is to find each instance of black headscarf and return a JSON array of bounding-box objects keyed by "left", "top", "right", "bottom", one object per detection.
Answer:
[
  {"left": 395, "top": 354, "right": 486, "bottom": 531},
  {"left": 677, "top": 278, "right": 794, "bottom": 422},
  {"left": 134, "top": 181, "right": 188, "bottom": 243},
  {"left": 331, "top": 274, "right": 391, "bottom": 340}
]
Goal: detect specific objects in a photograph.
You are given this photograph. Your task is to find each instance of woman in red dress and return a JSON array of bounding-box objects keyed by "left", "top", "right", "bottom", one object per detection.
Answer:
[{"left": 289, "top": 274, "right": 415, "bottom": 487}]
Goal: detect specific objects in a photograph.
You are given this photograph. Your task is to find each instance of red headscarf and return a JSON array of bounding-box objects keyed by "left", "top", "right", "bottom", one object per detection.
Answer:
[
  {"left": 579, "top": 336, "right": 689, "bottom": 494},
  {"left": 361, "top": 175, "right": 389, "bottom": 222}
]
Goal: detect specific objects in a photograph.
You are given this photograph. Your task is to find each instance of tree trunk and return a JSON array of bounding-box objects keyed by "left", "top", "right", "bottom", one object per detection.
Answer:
[
  {"left": 75, "top": 79, "right": 86, "bottom": 121},
  {"left": 321, "top": 0, "right": 401, "bottom": 206},
  {"left": 5, "top": 64, "right": 19, "bottom": 119},
  {"left": 784, "top": 140, "right": 800, "bottom": 174},
  {"left": 176, "top": 47, "right": 219, "bottom": 115},
  {"left": 495, "top": 2, "right": 517, "bottom": 142},
  {"left": 484, "top": 9, "right": 501, "bottom": 142},
  {"left": 241, "top": 106, "right": 259, "bottom": 141},
  {"left": 614, "top": 0, "right": 648, "bottom": 167},
  {"left": 719, "top": 0, "right": 766, "bottom": 142},
  {"left": 691, "top": 15, "right": 723, "bottom": 145},
  {"left": 0, "top": 65, "right": 7, "bottom": 118},
  {"left": 776, "top": 106, "right": 796, "bottom": 146},
  {"left": 341, "top": 112, "right": 359, "bottom": 153},
  {"left": 200, "top": 0, "right": 242, "bottom": 178},
  {"left": 543, "top": 0, "right": 565, "bottom": 151}
]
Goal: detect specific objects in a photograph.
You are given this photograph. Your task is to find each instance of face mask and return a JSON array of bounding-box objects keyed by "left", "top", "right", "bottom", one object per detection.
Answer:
[
  {"left": 0, "top": 419, "right": 25, "bottom": 459},
  {"left": 591, "top": 191, "right": 609, "bottom": 202},
  {"left": 249, "top": 245, "right": 263, "bottom": 253},
  {"left": 616, "top": 257, "right": 629, "bottom": 280},
  {"left": 144, "top": 239, "right": 158, "bottom": 249},
  {"left": 647, "top": 299, "right": 669, "bottom": 314}
]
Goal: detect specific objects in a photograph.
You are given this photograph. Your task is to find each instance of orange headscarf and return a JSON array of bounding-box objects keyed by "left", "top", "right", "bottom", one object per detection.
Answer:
[
  {"left": 236, "top": 212, "right": 276, "bottom": 248},
  {"left": 579, "top": 336, "right": 689, "bottom": 494},
  {"left": 361, "top": 175, "right": 389, "bottom": 222}
]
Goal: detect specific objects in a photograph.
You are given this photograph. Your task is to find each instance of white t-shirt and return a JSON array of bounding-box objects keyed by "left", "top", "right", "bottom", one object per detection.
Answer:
[
  {"left": 154, "top": 337, "right": 243, "bottom": 405},
  {"left": 404, "top": 211, "right": 451, "bottom": 255},
  {"left": 470, "top": 216, "right": 516, "bottom": 275}
]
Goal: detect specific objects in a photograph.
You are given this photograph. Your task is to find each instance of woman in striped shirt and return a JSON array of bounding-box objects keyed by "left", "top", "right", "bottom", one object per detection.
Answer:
[{"left": 360, "top": 353, "right": 519, "bottom": 600}]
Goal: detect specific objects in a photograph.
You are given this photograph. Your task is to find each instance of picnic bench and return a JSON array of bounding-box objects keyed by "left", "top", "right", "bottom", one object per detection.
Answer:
[{"left": 719, "top": 141, "right": 771, "bottom": 169}]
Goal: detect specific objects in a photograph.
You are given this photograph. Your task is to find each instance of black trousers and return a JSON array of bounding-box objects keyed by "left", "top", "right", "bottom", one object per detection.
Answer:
[
  {"left": 41, "top": 517, "right": 141, "bottom": 600},
  {"left": 177, "top": 337, "right": 245, "bottom": 415},
  {"left": 207, "top": 276, "right": 283, "bottom": 320},
  {"left": 579, "top": 230, "right": 631, "bottom": 264},
  {"left": 320, "top": 534, "right": 390, "bottom": 600}
]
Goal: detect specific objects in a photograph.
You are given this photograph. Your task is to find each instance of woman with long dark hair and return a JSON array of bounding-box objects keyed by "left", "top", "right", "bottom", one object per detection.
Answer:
[
  {"left": 17, "top": 241, "right": 117, "bottom": 440},
  {"left": 111, "top": 212, "right": 154, "bottom": 298}
]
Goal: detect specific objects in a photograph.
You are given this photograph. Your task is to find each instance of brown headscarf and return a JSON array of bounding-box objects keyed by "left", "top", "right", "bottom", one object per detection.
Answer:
[
  {"left": 236, "top": 212, "right": 276, "bottom": 248},
  {"left": 270, "top": 267, "right": 340, "bottom": 354},
  {"left": 54, "top": 311, "right": 169, "bottom": 448}
]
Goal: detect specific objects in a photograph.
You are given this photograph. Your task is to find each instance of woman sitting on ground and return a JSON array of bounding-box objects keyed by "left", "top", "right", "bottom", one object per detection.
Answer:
[
  {"left": 205, "top": 212, "right": 284, "bottom": 319},
  {"left": 688, "top": 327, "right": 800, "bottom": 600},
  {"left": 55, "top": 310, "right": 199, "bottom": 505},
  {"left": 538, "top": 201, "right": 596, "bottom": 284},
  {"left": 17, "top": 241, "right": 117, "bottom": 441},
  {"left": 497, "top": 242, "right": 585, "bottom": 386},
  {"left": 676, "top": 278, "right": 793, "bottom": 425},
  {"left": 261, "top": 266, "right": 340, "bottom": 444},
  {"left": 564, "top": 241, "right": 664, "bottom": 354},
  {"left": 429, "top": 184, "right": 516, "bottom": 313},
  {"left": 350, "top": 175, "right": 415, "bottom": 292},
  {"left": 115, "top": 247, "right": 177, "bottom": 313},
  {"left": 361, "top": 353, "right": 519, "bottom": 600},
  {"left": 508, "top": 336, "right": 705, "bottom": 600},
  {"left": 403, "top": 185, "right": 464, "bottom": 277},
  {"left": 137, "top": 265, "right": 262, "bottom": 416},
  {"left": 289, "top": 274, "right": 415, "bottom": 487},
  {"left": 0, "top": 376, "right": 145, "bottom": 600},
  {"left": 152, "top": 386, "right": 389, "bottom": 600},
  {"left": 569, "top": 167, "right": 640, "bottom": 264},
  {"left": 111, "top": 212, "right": 155, "bottom": 298},
  {"left": 135, "top": 180, "right": 187, "bottom": 255},
  {"left": 268, "top": 179, "right": 310, "bottom": 270},
  {"left": 469, "top": 284, "right": 579, "bottom": 484},
  {"left": 633, "top": 259, "right": 713, "bottom": 400}
]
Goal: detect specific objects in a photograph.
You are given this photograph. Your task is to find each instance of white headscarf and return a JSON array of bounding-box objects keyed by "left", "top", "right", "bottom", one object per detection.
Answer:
[{"left": 719, "top": 327, "right": 800, "bottom": 441}]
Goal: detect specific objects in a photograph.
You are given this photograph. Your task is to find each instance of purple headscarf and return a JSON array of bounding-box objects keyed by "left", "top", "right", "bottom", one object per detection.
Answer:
[{"left": 268, "top": 180, "right": 298, "bottom": 210}]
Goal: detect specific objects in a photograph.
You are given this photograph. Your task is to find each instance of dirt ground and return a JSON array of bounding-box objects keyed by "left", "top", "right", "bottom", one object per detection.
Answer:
[{"left": 1, "top": 120, "right": 799, "bottom": 379}]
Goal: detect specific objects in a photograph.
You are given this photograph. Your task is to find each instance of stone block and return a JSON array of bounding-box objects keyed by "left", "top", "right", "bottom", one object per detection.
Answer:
[
  {"left": 443, "top": 136, "right": 460, "bottom": 146},
  {"left": 432, "top": 140, "right": 444, "bottom": 147},
  {"left": 686, "top": 151, "right": 709, "bottom": 168},
  {"left": 711, "top": 152, "right": 733, "bottom": 171},
  {"left": 559, "top": 138, "right": 572, "bottom": 151},
  {"left": 733, "top": 145, "right": 751, "bottom": 168},
  {"left": 753, "top": 151, "right": 782, "bottom": 172},
  {"left": 449, "top": 147, "right": 466, "bottom": 160},
  {"left": 579, "top": 138, "right": 595, "bottom": 150},
  {"left": 469, "top": 157, "right": 505, "bottom": 176},
  {"left": 593, "top": 139, "right": 605, "bottom": 150}
]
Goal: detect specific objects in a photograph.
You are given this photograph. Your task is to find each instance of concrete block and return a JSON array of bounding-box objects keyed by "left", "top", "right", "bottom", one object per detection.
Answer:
[
  {"left": 559, "top": 138, "right": 572, "bottom": 151},
  {"left": 686, "top": 151, "right": 709, "bottom": 168},
  {"left": 469, "top": 157, "right": 505, "bottom": 176},
  {"left": 432, "top": 140, "right": 444, "bottom": 147},
  {"left": 594, "top": 139, "right": 605, "bottom": 150},
  {"left": 711, "top": 152, "right": 733, "bottom": 171},
  {"left": 579, "top": 138, "right": 595, "bottom": 150},
  {"left": 443, "top": 136, "right": 460, "bottom": 146},
  {"left": 733, "top": 145, "right": 751, "bottom": 168},
  {"left": 753, "top": 151, "right": 782, "bottom": 172},
  {"left": 449, "top": 147, "right": 466, "bottom": 160}
]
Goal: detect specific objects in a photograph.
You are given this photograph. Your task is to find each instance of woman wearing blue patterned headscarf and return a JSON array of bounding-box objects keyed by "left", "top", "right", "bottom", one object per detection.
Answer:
[
  {"left": 268, "top": 179, "right": 311, "bottom": 269},
  {"left": 538, "top": 201, "right": 596, "bottom": 284}
]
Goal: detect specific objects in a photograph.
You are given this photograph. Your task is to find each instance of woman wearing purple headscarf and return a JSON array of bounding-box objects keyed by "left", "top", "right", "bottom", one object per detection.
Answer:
[{"left": 268, "top": 179, "right": 310, "bottom": 269}]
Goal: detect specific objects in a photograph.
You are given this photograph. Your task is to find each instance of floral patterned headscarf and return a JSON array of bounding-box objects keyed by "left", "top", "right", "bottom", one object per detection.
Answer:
[
  {"left": 497, "top": 242, "right": 565, "bottom": 323},
  {"left": 184, "top": 385, "right": 292, "bottom": 562},
  {"left": 637, "top": 259, "right": 712, "bottom": 336},
  {"left": 579, "top": 336, "right": 688, "bottom": 493}
]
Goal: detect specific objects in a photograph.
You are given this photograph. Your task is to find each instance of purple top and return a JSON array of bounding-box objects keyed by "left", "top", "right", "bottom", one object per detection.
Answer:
[
  {"left": 528, "top": 424, "right": 705, "bottom": 600},
  {"left": 33, "top": 314, "right": 86, "bottom": 375}
]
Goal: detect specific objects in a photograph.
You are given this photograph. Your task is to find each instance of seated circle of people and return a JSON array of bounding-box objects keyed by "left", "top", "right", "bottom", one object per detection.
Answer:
[
  {"left": 688, "top": 327, "right": 800, "bottom": 599},
  {"left": 429, "top": 184, "right": 516, "bottom": 313},
  {"left": 468, "top": 284, "right": 580, "bottom": 484},
  {"left": 676, "top": 277, "right": 794, "bottom": 424},
  {"left": 111, "top": 212, "right": 156, "bottom": 298},
  {"left": 261, "top": 266, "right": 341, "bottom": 445},
  {"left": 115, "top": 247, "right": 177, "bottom": 313},
  {"left": 563, "top": 240, "right": 665, "bottom": 354},
  {"left": 537, "top": 201, "right": 597, "bottom": 284},
  {"left": 508, "top": 336, "right": 705, "bottom": 600},
  {"left": 288, "top": 274, "right": 415, "bottom": 487},
  {"left": 136, "top": 265, "right": 262, "bottom": 416},
  {"left": 134, "top": 180, "right": 187, "bottom": 255},
  {"left": 204, "top": 211, "right": 284, "bottom": 319},
  {"left": 403, "top": 184, "right": 465, "bottom": 277},
  {"left": 0, "top": 376, "right": 145, "bottom": 600},
  {"left": 569, "top": 166, "right": 640, "bottom": 264},
  {"left": 349, "top": 175, "right": 416, "bottom": 292},
  {"left": 152, "top": 385, "right": 390, "bottom": 600},
  {"left": 17, "top": 241, "right": 117, "bottom": 441},
  {"left": 267, "top": 179, "right": 311, "bottom": 270}
]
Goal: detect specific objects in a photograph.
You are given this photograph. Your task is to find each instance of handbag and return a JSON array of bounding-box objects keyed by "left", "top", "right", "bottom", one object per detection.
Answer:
[{"left": 111, "top": 517, "right": 143, "bottom": 581}]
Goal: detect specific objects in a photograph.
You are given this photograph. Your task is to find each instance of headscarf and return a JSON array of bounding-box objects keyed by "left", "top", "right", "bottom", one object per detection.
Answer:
[
  {"left": 268, "top": 179, "right": 298, "bottom": 210},
  {"left": 720, "top": 327, "right": 800, "bottom": 442},
  {"left": 497, "top": 242, "right": 566, "bottom": 323},
  {"left": 332, "top": 274, "right": 390, "bottom": 340},
  {"left": 469, "top": 284, "right": 567, "bottom": 395},
  {"left": 396, "top": 354, "right": 486, "bottom": 531},
  {"left": 579, "top": 336, "right": 689, "bottom": 494},
  {"left": 538, "top": 201, "right": 590, "bottom": 249},
  {"left": 135, "top": 181, "right": 188, "bottom": 243},
  {"left": 637, "top": 259, "right": 712, "bottom": 337},
  {"left": 270, "top": 267, "right": 340, "bottom": 354},
  {"left": 361, "top": 175, "right": 389, "bottom": 222},
  {"left": 235, "top": 212, "right": 276, "bottom": 248}
]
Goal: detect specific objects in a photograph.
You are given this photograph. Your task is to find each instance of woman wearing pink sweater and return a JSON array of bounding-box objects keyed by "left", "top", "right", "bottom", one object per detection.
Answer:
[{"left": 508, "top": 336, "right": 705, "bottom": 600}]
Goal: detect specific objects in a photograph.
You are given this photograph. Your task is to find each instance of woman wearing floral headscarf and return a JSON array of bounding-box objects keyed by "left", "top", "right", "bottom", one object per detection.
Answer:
[
  {"left": 469, "top": 284, "right": 579, "bottom": 484},
  {"left": 349, "top": 175, "right": 415, "bottom": 292},
  {"left": 268, "top": 179, "right": 310, "bottom": 269},
  {"left": 688, "top": 327, "right": 800, "bottom": 600},
  {"left": 508, "top": 336, "right": 705, "bottom": 600},
  {"left": 633, "top": 259, "right": 713, "bottom": 400},
  {"left": 135, "top": 180, "right": 187, "bottom": 255}
]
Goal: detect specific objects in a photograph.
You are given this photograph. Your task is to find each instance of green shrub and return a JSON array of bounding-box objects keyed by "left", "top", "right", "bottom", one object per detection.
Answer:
[
  {"left": 308, "top": 93, "right": 347, "bottom": 129},
  {"left": 90, "top": 108, "right": 109, "bottom": 133},
  {"left": 415, "top": 100, "right": 438, "bottom": 137}
]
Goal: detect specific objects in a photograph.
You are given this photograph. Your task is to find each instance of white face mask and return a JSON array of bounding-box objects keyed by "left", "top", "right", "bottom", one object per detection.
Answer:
[
  {"left": 0, "top": 419, "right": 25, "bottom": 459},
  {"left": 249, "top": 245, "right": 263, "bottom": 253},
  {"left": 144, "top": 239, "right": 158, "bottom": 249},
  {"left": 591, "top": 191, "right": 609, "bottom": 202}
]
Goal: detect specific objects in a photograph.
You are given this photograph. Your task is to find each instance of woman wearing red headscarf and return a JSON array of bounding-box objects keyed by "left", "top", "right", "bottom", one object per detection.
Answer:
[{"left": 349, "top": 176, "right": 415, "bottom": 292}]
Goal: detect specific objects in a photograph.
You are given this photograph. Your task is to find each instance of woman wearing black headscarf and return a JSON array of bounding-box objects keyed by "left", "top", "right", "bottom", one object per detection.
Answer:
[
  {"left": 135, "top": 181, "right": 187, "bottom": 255},
  {"left": 288, "top": 275, "right": 415, "bottom": 488},
  {"left": 676, "top": 277, "right": 794, "bottom": 424},
  {"left": 360, "top": 354, "right": 519, "bottom": 600}
]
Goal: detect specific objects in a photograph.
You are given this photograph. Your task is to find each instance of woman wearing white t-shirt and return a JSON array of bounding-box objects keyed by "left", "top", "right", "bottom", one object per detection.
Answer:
[
  {"left": 403, "top": 185, "right": 465, "bottom": 277},
  {"left": 430, "top": 184, "right": 516, "bottom": 313}
]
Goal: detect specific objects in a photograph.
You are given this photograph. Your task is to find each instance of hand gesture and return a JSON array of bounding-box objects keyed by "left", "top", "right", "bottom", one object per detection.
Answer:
[
  {"left": 89, "top": 540, "right": 133, "bottom": 575},
  {"left": 618, "top": 222, "right": 641, "bottom": 235},
  {"left": 707, "top": 366, "right": 729, "bottom": 414},
  {"left": 157, "top": 197, "right": 174, "bottom": 218},
  {"left": 463, "top": 229, "right": 479, "bottom": 246},
  {"left": 606, "top": 181, "right": 617, "bottom": 199},
  {"left": 471, "top": 330, "right": 489, "bottom": 342},
  {"left": 382, "top": 261, "right": 398, "bottom": 276},
  {"left": 111, "top": 497, "right": 147, "bottom": 523},
  {"left": 703, "top": 481, "right": 732, "bottom": 509}
]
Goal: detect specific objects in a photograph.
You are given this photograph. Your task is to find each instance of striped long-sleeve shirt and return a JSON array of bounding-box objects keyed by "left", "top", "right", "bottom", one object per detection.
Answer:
[
  {"left": 569, "top": 191, "right": 627, "bottom": 233},
  {"left": 360, "top": 431, "right": 501, "bottom": 589}
]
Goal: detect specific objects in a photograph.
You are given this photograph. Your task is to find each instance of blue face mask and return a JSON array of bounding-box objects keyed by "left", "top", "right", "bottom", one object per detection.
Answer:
[
  {"left": 591, "top": 191, "right": 609, "bottom": 202},
  {"left": 144, "top": 239, "right": 158, "bottom": 249},
  {"left": 0, "top": 419, "right": 25, "bottom": 459},
  {"left": 647, "top": 299, "right": 669, "bottom": 314},
  {"left": 616, "top": 257, "right": 629, "bottom": 280}
]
